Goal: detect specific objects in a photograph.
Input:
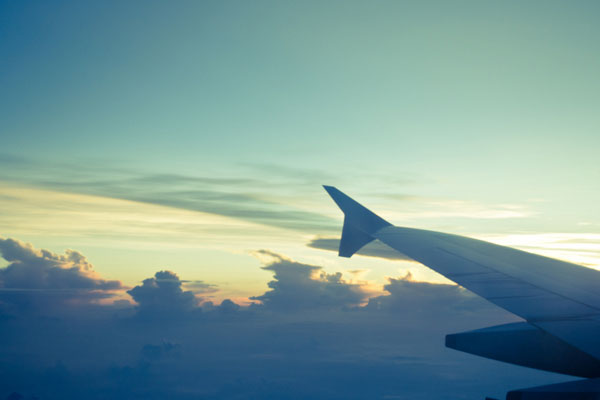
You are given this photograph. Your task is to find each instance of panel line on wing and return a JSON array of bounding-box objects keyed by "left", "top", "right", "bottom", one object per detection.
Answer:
[{"left": 414, "top": 244, "right": 600, "bottom": 321}]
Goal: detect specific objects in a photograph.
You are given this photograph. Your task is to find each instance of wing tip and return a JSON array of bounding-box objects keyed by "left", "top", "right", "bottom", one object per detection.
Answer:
[
  {"left": 322, "top": 185, "right": 392, "bottom": 258},
  {"left": 322, "top": 185, "right": 337, "bottom": 196}
]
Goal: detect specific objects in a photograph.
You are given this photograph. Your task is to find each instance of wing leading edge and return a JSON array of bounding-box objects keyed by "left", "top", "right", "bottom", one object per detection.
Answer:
[{"left": 323, "top": 186, "right": 600, "bottom": 369}]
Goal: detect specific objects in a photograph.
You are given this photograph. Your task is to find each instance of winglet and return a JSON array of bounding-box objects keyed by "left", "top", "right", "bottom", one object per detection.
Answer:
[{"left": 323, "top": 186, "right": 391, "bottom": 258}]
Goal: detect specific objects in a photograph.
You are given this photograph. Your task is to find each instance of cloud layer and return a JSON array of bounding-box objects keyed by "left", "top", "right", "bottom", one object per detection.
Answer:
[{"left": 0, "top": 238, "right": 569, "bottom": 399}]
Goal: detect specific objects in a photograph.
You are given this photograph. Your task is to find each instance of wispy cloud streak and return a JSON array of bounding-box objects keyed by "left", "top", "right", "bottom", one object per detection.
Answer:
[{"left": 0, "top": 155, "right": 338, "bottom": 233}]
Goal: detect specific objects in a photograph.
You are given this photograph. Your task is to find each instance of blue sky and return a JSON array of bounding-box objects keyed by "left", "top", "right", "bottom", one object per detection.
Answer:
[
  {"left": 2, "top": 0, "right": 600, "bottom": 288},
  {"left": 1, "top": 1, "right": 600, "bottom": 398},
  {"left": 3, "top": 1, "right": 600, "bottom": 176},
  {"left": 3, "top": 0, "right": 600, "bottom": 215}
]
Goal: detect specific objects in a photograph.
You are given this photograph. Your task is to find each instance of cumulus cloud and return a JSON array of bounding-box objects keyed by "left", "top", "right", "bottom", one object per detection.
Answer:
[
  {"left": 218, "top": 298, "right": 241, "bottom": 313},
  {"left": 0, "top": 238, "right": 123, "bottom": 315},
  {"left": 250, "top": 250, "right": 370, "bottom": 311},
  {"left": 365, "top": 272, "right": 489, "bottom": 316},
  {"left": 127, "top": 270, "right": 200, "bottom": 317}
]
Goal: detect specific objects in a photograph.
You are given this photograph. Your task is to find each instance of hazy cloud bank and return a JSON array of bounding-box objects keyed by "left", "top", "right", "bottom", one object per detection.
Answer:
[{"left": 0, "top": 238, "right": 568, "bottom": 399}]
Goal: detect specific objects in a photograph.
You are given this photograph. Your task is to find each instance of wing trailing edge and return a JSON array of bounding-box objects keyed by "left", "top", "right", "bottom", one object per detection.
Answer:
[
  {"left": 507, "top": 378, "right": 600, "bottom": 400},
  {"left": 446, "top": 322, "right": 600, "bottom": 378}
]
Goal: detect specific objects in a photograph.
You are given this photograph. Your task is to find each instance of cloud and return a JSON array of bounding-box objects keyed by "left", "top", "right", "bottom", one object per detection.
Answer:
[
  {"left": 365, "top": 272, "right": 487, "bottom": 315},
  {"left": 250, "top": 250, "right": 370, "bottom": 311},
  {"left": 181, "top": 280, "right": 218, "bottom": 295},
  {"left": 0, "top": 238, "right": 123, "bottom": 315},
  {"left": 127, "top": 270, "right": 200, "bottom": 318},
  {"left": 0, "top": 156, "right": 339, "bottom": 233},
  {"left": 217, "top": 298, "right": 241, "bottom": 313},
  {"left": 307, "top": 237, "right": 415, "bottom": 261},
  {"left": 479, "top": 233, "right": 600, "bottom": 268},
  {"left": 0, "top": 261, "right": 538, "bottom": 400},
  {"left": 0, "top": 241, "right": 556, "bottom": 400},
  {"left": 140, "top": 340, "right": 181, "bottom": 362}
]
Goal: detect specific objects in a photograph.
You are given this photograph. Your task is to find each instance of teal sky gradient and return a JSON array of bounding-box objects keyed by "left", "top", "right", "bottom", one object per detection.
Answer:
[{"left": 2, "top": 0, "right": 600, "bottom": 298}]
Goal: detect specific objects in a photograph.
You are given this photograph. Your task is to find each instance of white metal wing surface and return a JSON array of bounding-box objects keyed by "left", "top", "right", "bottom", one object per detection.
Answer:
[{"left": 324, "top": 185, "right": 600, "bottom": 397}]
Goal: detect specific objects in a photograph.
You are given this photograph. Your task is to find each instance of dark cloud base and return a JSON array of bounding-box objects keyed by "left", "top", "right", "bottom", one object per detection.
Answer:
[
  {"left": 0, "top": 308, "right": 569, "bottom": 400},
  {"left": 0, "top": 238, "right": 123, "bottom": 317},
  {"left": 0, "top": 239, "right": 572, "bottom": 399}
]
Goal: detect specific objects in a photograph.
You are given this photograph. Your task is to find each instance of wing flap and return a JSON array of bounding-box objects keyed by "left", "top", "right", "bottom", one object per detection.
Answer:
[
  {"left": 535, "top": 318, "right": 600, "bottom": 361},
  {"left": 446, "top": 322, "right": 600, "bottom": 377}
]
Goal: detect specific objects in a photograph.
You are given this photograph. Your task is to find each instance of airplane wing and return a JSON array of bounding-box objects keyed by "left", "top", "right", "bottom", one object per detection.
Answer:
[{"left": 323, "top": 186, "right": 600, "bottom": 383}]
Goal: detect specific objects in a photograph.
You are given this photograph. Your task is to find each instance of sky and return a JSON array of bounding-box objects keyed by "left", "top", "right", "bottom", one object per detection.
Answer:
[{"left": 1, "top": 0, "right": 600, "bottom": 399}]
